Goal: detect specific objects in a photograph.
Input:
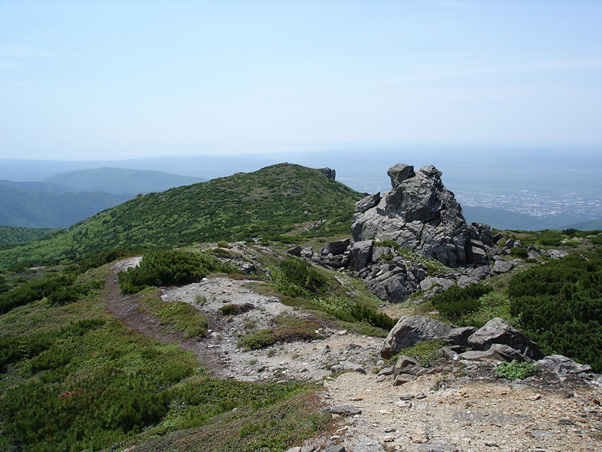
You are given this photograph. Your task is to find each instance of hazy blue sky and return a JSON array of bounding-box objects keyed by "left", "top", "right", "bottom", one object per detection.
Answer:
[{"left": 1, "top": 0, "right": 601, "bottom": 160}]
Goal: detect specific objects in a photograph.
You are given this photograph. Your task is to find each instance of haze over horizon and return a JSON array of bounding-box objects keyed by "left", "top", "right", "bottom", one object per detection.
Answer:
[{"left": 1, "top": 1, "right": 601, "bottom": 162}]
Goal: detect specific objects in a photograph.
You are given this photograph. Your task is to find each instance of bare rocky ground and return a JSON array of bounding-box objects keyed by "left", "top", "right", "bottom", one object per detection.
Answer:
[{"left": 108, "top": 258, "right": 602, "bottom": 452}]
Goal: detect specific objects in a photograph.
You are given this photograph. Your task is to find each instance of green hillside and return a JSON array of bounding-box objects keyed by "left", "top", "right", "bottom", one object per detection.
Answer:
[
  {"left": 43, "top": 167, "right": 205, "bottom": 194},
  {"left": 0, "top": 164, "right": 362, "bottom": 269},
  {"left": 0, "top": 226, "right": 60, "bottom": 246}
]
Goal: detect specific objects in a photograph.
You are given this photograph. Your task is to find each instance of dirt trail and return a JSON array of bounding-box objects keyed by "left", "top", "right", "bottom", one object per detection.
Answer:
[{"left": 103, "top": 262, "right": 226, "bottom": 375}]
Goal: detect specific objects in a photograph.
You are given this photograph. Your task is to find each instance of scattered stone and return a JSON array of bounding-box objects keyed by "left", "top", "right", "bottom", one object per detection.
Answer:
[
  {"left": 325, "top": 405, "right": 362, "bottom": 416},
  {"left": 547, "top": 249, "right": 569, "bottom": 259},
  {"left": 350, "top": 240, "right": 374, "bottom": 271},
  {"left": 417, "top": 443, "right": 458, "bottom": 452},
  {"left": 286, "top": 246, "right": 303, "bottom": 257},
  {"left": 492, "top": 259, "right": 514, "bottom": 274},
  {"left": 410, "top": 429, "right": 429, "bottom": 443},
  {"left": 460, "top": 349, "right": 506, "bottom": 362},
  {"left": 323, "top": 442, "right": 346, "bottom": 452},
  {"left": 415, "top": 392, "right": 427, "bottom": 399},
  {"left": 338, "top": 330, "right": 348, "bottom": 336},
  {"left": 393, "top": 374, "right": 412, "bottom": 386},
  {"left": 399, "top": 393, "right": 415, "bottom": 400},
  {"left": 353, "top": 435, "right": 385, "bottom": 452},
  {"left": 378, "top": 366, "right": 394, "bottom": 376},
  {"left": 326, "top": 239, "right": 351, "bottom": 255},
  {"left": 331, "top": 361, "right": 367, "bottom": 375}
]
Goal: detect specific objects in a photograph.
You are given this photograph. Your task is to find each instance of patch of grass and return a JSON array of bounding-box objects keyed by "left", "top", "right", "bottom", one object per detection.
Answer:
[
  {"left": 125, "top": 390, "right": 332, "bottom": 452},
  {"left": 139, "top": 289, "right": 208, "bottom": 338},
  {"left": 495, "top": 360, "right": 539, "bottom": 380},
  {"left": 238, "top": 317, "right": 321, "bottom": 350},
  {"left": 389, "top": 339, "right": 447, "bottom": 367},
  {"left": 219, "top": 303, "right": 255, "bottom": 316}
]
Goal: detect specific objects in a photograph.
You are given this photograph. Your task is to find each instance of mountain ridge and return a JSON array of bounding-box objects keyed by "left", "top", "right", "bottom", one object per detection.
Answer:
[{"left": 0, "top": 163, "right": 362, "bottom": 269}]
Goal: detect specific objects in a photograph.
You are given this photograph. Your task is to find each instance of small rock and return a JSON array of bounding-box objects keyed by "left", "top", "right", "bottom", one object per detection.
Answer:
[
  {"left": 529, "top": 393, "right": 542, "bottom": 401},
  {"left": 417, "top": 443, "right": 458, "bottom": 452},
  {"left": 353, "top": 435, "right": 385, "bottom": 451},
  {"left": 392, "top": 374, "right": 412, "bottom": 386},
  {"left": 399, "top": 393, "right": 415, "bottom": 400},
  {"left": 415, "top": 392, "right": 427, "bottom": 399},
  {"left": 338, "top": 330, "right": 348, "bottom": 336},
  {"left": 410, "top": 429, "right": 429, "bottom": 443},
  {"left": 325, "top": 405, "right": 362, "bottom": 416}
]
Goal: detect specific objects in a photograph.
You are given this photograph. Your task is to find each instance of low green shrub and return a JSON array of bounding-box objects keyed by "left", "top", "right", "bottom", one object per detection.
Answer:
[
  {"left": 219, "top": 303, "right": 255, "bottom": 316},
  {"left": 495, "top": 360, "right": 538, "bottom": 380},
  {"left": 315, "top": 295, "right": 396, "bottom": 330},
  {"left": 432, "top": 283, "right": 493, "bottom": 321},
  {"left": 274, "top": 257, "right": 328, "bottom": 297},
  {"left": 118, "top": 249, "right": 229, "bottom": 294},
  {"left": 508, "top": 253, "right": 602, "bottom": 372},
  {"left": 239, "top": 317, "right": 321, "bottom": 350},
  {"left": 510, "top": 247, "right": 529, "bottom": 258}
]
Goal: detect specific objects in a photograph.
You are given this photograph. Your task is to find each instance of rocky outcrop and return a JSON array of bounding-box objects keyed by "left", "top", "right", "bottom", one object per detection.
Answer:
[
  {"left": 352, "top": 164, "right": 492, "bottom": 268},
  {"left": 307, "top": 163, "right": 504, "bottom": 303},
  {"left": 321, "top": 167, "right": 336, "bottom": 180}
]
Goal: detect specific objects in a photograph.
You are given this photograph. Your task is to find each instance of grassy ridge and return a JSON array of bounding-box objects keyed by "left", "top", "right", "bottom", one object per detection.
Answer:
[{"left": 0, "top": 164, "right": 362, "bottom": 269}]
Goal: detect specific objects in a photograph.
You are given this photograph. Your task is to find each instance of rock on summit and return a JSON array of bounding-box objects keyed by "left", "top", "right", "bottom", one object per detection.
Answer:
[{"left": 351, "top": 163, "right": 491, "bottom": 267}]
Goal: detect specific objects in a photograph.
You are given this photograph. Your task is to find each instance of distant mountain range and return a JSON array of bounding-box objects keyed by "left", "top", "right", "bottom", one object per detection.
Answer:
[
  {"left": 42, "top": 167, "right": 205, "bottom": 194},
  {"left": 0, "top": 183, "right": 133, "bottom": 229},
  {"left": 0, "top": 167, "right": 207, "bottom": 229}
]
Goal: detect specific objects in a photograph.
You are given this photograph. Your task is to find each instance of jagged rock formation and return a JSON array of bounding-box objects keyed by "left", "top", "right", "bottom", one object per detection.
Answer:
[
  {"left": 351, "top": 163, "right": 491, "bottom": 267},
  {"left": 303, "top": 163, "right": 501, "bottom": 303}
]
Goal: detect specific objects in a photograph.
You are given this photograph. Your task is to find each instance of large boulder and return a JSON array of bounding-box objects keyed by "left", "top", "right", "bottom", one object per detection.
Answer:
[
  {"left": 351, "top": 164, "right": 484, "bottom": 268},
  {"left": 380, "top": 315, "right": 453, "bottom": 359},
  {"left": 467, "top": 317, "right": 544, "bottom": 360}
]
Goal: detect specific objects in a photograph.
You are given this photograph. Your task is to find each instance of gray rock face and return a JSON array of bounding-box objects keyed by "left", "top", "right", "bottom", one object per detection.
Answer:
[
  {"left": 381, "top": 315, "right": 453, "bottom": 359},
  {"left": 468, "top": 317, "right": 543, "bottom": 360},
  {"left": 445, "top": 326, "right": 477, "bottom": 347},
  {"left": 355, "top": 192, "right": 381, "bottom": 214},
  {"left": 350, "top": 240, "right": 374, "bottom": 271},
  {"left": 352, "top": 164, "right": 487, "bottom": 268}
]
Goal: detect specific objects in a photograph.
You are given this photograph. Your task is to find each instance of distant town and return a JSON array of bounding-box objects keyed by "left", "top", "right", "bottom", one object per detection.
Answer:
[{"left": 456, "top": 190, "right": 602, "bottom": 219}]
